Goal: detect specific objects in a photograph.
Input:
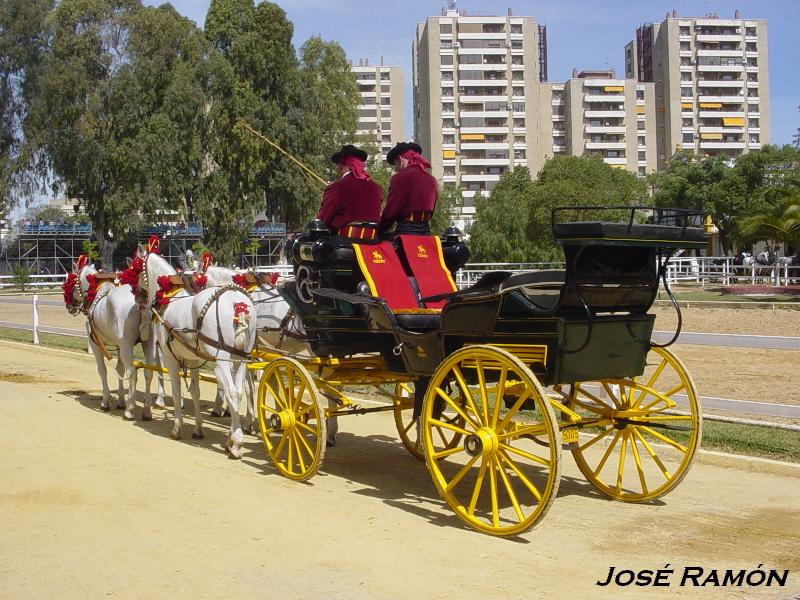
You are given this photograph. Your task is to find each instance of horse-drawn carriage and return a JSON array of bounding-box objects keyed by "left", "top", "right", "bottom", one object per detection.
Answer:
[{"left": 244, "top": 206, "right": 708, "bottom": 536}]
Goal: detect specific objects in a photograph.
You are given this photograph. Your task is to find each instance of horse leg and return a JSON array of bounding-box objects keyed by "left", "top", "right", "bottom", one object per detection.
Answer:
[
  {"left": 190, "top": 367, "right": 204, "bottom": 440},
  {"left": 164, "top": 355, "right": 183, "bottom": 440},
  {"left": 216, "top": 361, "right": 244, "bottom": 458},
  {"left": 243, "top": 370, "right": 259, "bottom": 435},
  {"left": 88, "top": 324, "right": 112, "bottom": 411},
  {"left": 210, "top": 386, "right": 227, "bottom": 418},
  {"left": 326, "top": 398, "right": 339, "bottom": 448},
  {"left": 119, "top": 343, "right": 137, "bottom": 421},
  {"left": 141, "top": 339, "right": 156, "bottom": 421},
  {"left": 114, "top": 353, "right": 127, "bottom": 410}
]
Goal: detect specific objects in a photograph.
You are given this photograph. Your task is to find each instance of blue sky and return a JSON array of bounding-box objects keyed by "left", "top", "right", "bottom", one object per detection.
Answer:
[{"left": 148, "top": 0, "right": 799, "bottom": 146}]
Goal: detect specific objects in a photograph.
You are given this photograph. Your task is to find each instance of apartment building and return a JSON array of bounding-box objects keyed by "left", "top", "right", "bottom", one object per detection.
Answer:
[
  {"left": 412, "top": 4, "right": 547, "bottom": 216},
  {"left": 351, "top": 60, "right": 405, "bottom": 160},
  {"left": 625, "top": 10, "right": 769, "bottom": 169}
]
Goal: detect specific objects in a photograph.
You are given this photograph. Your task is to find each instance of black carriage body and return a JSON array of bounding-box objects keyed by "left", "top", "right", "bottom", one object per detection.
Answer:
[{"left": 285, "top": 208, "right": 707, "bottom": 384}]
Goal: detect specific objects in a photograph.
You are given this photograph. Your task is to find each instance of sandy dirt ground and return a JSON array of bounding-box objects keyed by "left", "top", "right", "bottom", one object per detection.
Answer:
[{"left": 1, "top": 340, "right": 799, "bottom": 600}]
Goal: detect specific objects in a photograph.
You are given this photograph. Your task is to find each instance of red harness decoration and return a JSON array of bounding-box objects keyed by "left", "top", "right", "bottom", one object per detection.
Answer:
[
  {"left": 119, "top": 257, "right": 144, "bottom": 294},
  {"left": 84, "top": 273, "right": 101, "bottom": 306},
  {"left": 155, "top": 273, "right": 209, "bottom": 307},
  {"left": 232, "top": 273, "right": 248, "bottom": 288},
  {"left": 233, "top": 301, "right": 250, "bottom": 326},
  {"left": 63, "top": 272, "right": 79, "bottom": 307},
  {"left": 201, "top": 252, "right": 212, "bottom": 272}
]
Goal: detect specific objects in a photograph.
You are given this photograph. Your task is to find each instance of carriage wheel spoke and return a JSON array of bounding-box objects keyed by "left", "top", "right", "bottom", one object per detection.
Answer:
[
  {"left": 286, "top": 433, "right": 295, "bottom": 474},
  {"left": 431, "top": 445, "right": 465, "bottom": 460},
  {"left": 632, "top": 428, "right": 672, "bottom": 480},
  {"left": 291, "top": 431, "right": 307, "bottom": 473},
  {"left": 467, "top": 458, "right": 488, "bottom": 516},
  {"left": 629, "top": 431, "right": 648, "bottom": 494},
  {"left": 435, "top": 386, "right": 480, "bottom": 431},
  {"left": 273, "top": 428, "right": 291, "bottom": 459},
  {"left": 496, "top": 389, "right": 532, "bottom": 433},
  {"left": 497, "top": 423, "right": 549, "bottom": 441},
  {"left": 428, "top": 417, "right": 470, "bottom": 438},
  {"left": 593, "top": 430, "right": 622, "bottom": 477},
  {"left": 495, "top": 456, "right": 524, "bottom": 523},
  {"left": 499, "top": 442, "right": 551, "bottom": 468},
  {"left": 575, "top": 386, "right": 615, "bottom": 411},
  {"left": 488, "top": 458, "right": 499, "bottom": 527},
  {"left": 293, "top": 427, "right": 316, "bottom": 459},
  {"left": 632, "top": 414, "right": 692, "bottom": 423},
  {"left": 615, "top": 431, "right": 629, "bottom": 494},
  {"left": 286, "top": 366, "right": 295, "bottom": 407},
  {"left": 452, "top": 367, "right": 484, "bottom": 427},
  {"left": 444, "top": 454, "right": 480, "bottom": 492},
  {"left": 639, "top": 425, "right": 688, "bottom": 454},
  {"left": 577, "top": 426, "right": 614, "bottom": 451},
  {"left": 634, "top": 358, "right": 667, "bottom": 407},
  {"left": 295, "top": 420, "right": 318, "bottom": 436},
  {"left": 498, "top": 450, "right": 542, "bottom": 502},
  {"left": 490, "top": 367, "right": 508, "bottom": 428},
  {"left": 602, "top": 382, "right": 623, "bottom": 409},
  {"left": 292, "top": 380, "right": 306, "bottom": 411},
  {"left": 474, "top": 358, "right": 491, "bottom": 425}
]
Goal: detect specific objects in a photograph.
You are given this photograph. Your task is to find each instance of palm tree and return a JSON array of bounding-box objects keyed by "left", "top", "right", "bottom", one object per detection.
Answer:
[{"left": 739, "top": 174, "right": 800, "bottom": 252}]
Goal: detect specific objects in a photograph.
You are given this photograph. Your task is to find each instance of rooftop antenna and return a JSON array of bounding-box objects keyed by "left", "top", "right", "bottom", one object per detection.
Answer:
[{"left": 448, "top": 0, "right": 456, "bottom": 11}]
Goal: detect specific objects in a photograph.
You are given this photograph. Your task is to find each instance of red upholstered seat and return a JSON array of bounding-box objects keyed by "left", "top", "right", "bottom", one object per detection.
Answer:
[
  {"left": 353, "top": 242, "right": 419, "bottom": 311},
  {"left": 396, "top": 235, "right": 457, "bottom": 309}
]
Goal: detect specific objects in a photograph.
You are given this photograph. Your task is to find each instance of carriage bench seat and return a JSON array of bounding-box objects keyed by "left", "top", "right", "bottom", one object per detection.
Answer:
[
  {"left": 554, "top": 221, "right": 707, "bottom": 249},
  {"left": 396, "top": 235, "right": 457, "bottom": 309}
]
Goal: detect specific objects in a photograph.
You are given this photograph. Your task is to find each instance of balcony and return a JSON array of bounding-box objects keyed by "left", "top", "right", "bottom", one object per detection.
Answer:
[
  {"left": 698, "top": 110, "right": 745, "bottom": 118},
  {"left": 699, "top": 126, "right": 745, "bottom": 134},
  {"left": 460, "top": 79, "right": 508, "bottom": 87},
  {"left": 585, "top": 110, "right": 626, "bottom": 118},
  {"left": 459, "top": 110, "right": 509, "bottom": 119},
  {"left": 697, "top": 49, "right": 743, "bottom": 57},
  {"left": 696, "top": 34, "right": 741, "bottom": 42},
  {"left": 603, "top": 157, "right": 627, "bottom": 165},
  {"left": 460, "top": 127, "right": 509, "bottom": 135},
  {"left": 457, "top": 47, "right": 507, "bottom": 56},
  {"left": 458, "top": 63, "right": 508, "bottom": 71},
  {"left": 698, "top": 95, "right": 745, "bottom": 103},
  {"left": 457, "top": 32, "right": 507, "bottom": 40},
  {"left": 461, "top": 174, "right": 502, "bottom": 182},
  {"left": 584, "top": 94, "right": 625, "bottom": 103},
  {"left": 460, "top": 142, "right": 511, "bottom": 150},
  {"left": 696, "top": 79, "right": 743, "bottom": 88},
  {"left": 461, "top": 158, "right": 511, "bottom": 166},
  {"left": 356, "top": 78, "right": 377, "bottom": 86},
  {"left": 585, "top": 141, "right": 627, "bottom": 150},
  {"left": 585, "top": 125, "right": 626, "bottom": 134},
  {"left": 700, "top": 140, "right": 746, "bottom": 149}
]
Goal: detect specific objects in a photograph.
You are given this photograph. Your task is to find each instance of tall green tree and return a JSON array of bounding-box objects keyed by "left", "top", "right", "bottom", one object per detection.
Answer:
[
  {"left": 430, "top": 183, "right": 459, "bottom": 236},
  {"left": 0, "top": 0, "right": 52, "bottom": 216},
  {"left": 25, "top": 0, "right": 207, "bottom": 268},
  {"left": 468, "top": 167, "right": 540, "bottom": 263},
  {"left": 527, "top": 155, "right": 648, "bottom": 257}
]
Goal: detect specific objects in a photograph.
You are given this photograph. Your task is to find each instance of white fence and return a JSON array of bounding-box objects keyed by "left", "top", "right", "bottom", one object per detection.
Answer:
[{"left": 1, "top": 259, "right": 797, "bottom": 294}]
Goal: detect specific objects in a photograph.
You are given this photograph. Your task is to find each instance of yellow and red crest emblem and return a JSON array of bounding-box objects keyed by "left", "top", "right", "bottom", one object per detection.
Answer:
[
  {"left": 416, "top": 245, "right": 428, "bottom": 259},
  {"left": 371, "top": 250, "right": 385, "bottom": 264}
]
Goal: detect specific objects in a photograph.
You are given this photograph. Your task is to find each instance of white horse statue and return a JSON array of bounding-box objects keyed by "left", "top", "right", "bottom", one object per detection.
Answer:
[
  {"left": 132, "top": 241, "right": 257, "bottom": 458},
  {"left": 63, "top": 255, "right": 164, "bottom": 419}
]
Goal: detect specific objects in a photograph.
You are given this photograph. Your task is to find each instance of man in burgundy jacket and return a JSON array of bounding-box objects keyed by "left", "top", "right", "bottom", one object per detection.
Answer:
[
  {"left": 317, "top": 144, "right": 382, "bottom": 238},
  {"left": 380, "top": 142, "right": 438, "bottom": 237}
]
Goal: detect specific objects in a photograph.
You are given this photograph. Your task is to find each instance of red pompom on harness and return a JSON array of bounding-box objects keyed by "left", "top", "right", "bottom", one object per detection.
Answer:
[
  {"left": 200, "top": 252, "right": 212, "bottom": 272},
  {"left": 232, "top": 273, "right": 248, "bottom": 288},
  {"left": 76, "top": 254, "right": 89, "bottom": 271},
  {"left": 146, "top": 235, "right": 160, "bottom": 254},
  {"left": 119, "top": 257, "right": 144, "bottom": 295},
  {"left": 63, "top": 272, "right": 79, "bottom": 307},
  {"left": 233, "top": 302, "right": 250, "bottom": 327},
  {"left": 84, "top": 273, "right": 100, "bottom": 306}
]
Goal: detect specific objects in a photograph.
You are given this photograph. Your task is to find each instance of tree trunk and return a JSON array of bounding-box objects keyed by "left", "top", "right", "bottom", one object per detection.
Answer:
[{"left": 94, "top": 210, "right": 115, "bottom": 271}]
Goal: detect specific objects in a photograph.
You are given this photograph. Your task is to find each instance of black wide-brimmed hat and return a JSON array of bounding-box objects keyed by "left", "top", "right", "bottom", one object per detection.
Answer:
[
  {"left": 331, "top": 144, "right": 368, "bottom": 163},
  {"left": 386, "top": 141, "right": 423, "bottom": 165}
]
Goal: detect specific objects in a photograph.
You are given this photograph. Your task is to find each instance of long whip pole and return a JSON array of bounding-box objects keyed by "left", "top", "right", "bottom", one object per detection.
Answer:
[{"left": 237, "top": 119, "right": 329, "bottom": 187}]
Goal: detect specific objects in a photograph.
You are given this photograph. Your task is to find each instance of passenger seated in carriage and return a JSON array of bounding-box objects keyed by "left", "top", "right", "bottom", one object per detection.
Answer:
[
  {"left": 316, "top": 144, "right": 383, "bottom": 239},
  {"left": 380, "top": 142, "right": 438, "bottom": 237}
]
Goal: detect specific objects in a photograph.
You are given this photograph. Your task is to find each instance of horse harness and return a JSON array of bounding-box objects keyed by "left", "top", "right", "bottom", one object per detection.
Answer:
[{"left": 82, "top": 274, "right": 118, "bottom": 361}]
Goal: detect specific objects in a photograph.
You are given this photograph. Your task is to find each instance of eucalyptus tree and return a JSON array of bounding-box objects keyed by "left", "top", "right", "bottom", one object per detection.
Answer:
[{"left": 25, "top": 0, "right": 207, "bottom": 268}]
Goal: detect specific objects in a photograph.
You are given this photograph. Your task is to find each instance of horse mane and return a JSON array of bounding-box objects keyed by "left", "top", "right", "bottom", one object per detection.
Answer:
[
  {"left": 205, "top": 264, "right": 236, "bottom": 287},
  {"left": 145, "top": 253, "right": 177, "bottom": 307}
]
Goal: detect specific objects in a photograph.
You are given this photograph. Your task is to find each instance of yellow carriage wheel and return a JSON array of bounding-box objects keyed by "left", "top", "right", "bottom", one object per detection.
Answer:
[
  {"left": 394, "top": 381, "right": 466, "bottom": 461},
  {"left": 422, "top": 346, "right": 561, "bottom": 536},
  {"left": 568, "top": 346, "right": 702, "bottom": 502},
  {"left": 257, "top": 357, "right": 327, "bottom": 482}
]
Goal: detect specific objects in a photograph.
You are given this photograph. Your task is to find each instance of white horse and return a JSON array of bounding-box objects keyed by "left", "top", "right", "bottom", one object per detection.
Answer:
[
  {"left": 64, "top": 258, "right": 164, "bottom": 419},
  {"left": 204, "top": 264, "right": 310, "bottom": 434},
  {"left": 135, "top": 249, "right": 257, "bottom": 458}
]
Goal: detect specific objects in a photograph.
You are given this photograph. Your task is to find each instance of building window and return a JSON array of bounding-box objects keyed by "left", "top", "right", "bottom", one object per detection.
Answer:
[
  {"left": 636, "top": 90, "right": 645, "bottom": 100},
  {"left": 440, "top": 23, "right": 452, "bottom": 34},
  {"left": 513, "top": 118, "right": 525, "bottom": 128},
  {"left": 380, "top": 72, "right": 390, "bottom": 81},
  {"left": 680, "top": 41, "right": 690, "bottom": 51},
  {"left": 681, "top": 87, "right": 693, "bottom": 97},
  {"left": 747, "top": 104, "right": 759, "bottom": 113},
  {"left": 441, "top": 88, "right": 453, "bottom": 97},
  {"left": 512, "top": 86, "right": 524, "bottom": 97},
  {"left": 514, "top": 149, "right": 526, "bottom": 159},
  {"left": 746, "top": 27, "right": 756, "bottom": 36},
  {"left": 637, "top": 121, "right": 646, "bottom": 131},
  {"left": 749, "top": 134, "right": 760, "bottom": 143},
  {"left": 638, "top": 135, "right": 645, "bottom": 145},
  {"left": 681, "top": 73, "right": 692, "bottom": 81},
  {"left": 441, "top": 54, "right": 453, "bottom": 66},
  {"left": 443, "top": 134, "right": 455, "bottom": 145},
  {"left": 442, "top": 102, "right": 454, "bottom": 113},
  {"left": 746, "top": 42, "right": 757, "bottom": 52},
  {"left": 511, "top": 56, "right": 524, "bottom": 65},
  {"left": 638, "top": 166, "right": 646, "bottom": 176},
  {"left": 679, "top": 26, "right": 690, "bottom": 35},
  {"left": 682, "top": 133, "right": 694, "bottom": 143},
  {"left": 511, "top": 24, "right": 522, "bottom": 34},
  {"left": 511, "top": 40, "right": 523, "bottom": 49},
  {"left": 380, "top": 122, "right": 391, "bottom": 131},
  {"left": 638, "top": 151, "right": 646, "bottom": 161},
  {"left": 682, "top": 118, "right": 693, "bottom": 127},
  {"left": 512, "top": 102, "right": 525, "bottom": 113},
  {"left": 747, "top": 57, "right": 758, "bottom": 66},
  {"left": 748, "top": 118, "right": 759, "bottom": 128}
]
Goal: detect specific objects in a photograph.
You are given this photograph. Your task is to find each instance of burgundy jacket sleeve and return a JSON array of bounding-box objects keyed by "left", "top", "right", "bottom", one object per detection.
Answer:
[
  {"left": 380, "top": 174, "right": 408, "bottom": 233},
  {"left": 316, "top": 182, "right": 340, "bottom": 227}
]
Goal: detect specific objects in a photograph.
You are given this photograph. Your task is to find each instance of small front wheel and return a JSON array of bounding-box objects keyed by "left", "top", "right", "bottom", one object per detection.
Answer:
[
  {"left": 422, "top": 346, "right": 561, "bottom": 536},
  {"left": 257, "top": 357, "right": 326, "bottom": 481}
]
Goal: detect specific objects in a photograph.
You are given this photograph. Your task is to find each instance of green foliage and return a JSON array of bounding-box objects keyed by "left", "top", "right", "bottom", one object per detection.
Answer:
[
  {"left": 10, "top": 264, "right": 31, "bottom": 291},
  {"left": 81, "top": 240, "right": 100, "bottom": 263},
  {"left": 0, "top": 0, "right": 53, "bottom": 216},
  {"left": 24, "top": 0, "right": 208, "bottom": 268},
  {"left": 430, "top": 184, "right": 460, "bottom": 237},
  {"left": 527, "top": 156, "right": 648, "bottom": 259},
  {"left": 244, "top": 237, "right": 260, "bottom": 257},
  {"left": 468, "top": 167, "right": 540, "bottom": 263}
]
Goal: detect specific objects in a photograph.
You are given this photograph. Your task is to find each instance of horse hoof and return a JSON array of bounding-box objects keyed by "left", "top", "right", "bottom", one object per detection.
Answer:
[
  {"left": 124, "top": 410, "right": 135, "bottom": 421},
  {"left": 170, "top": 429, "right": 181, "bottom": 440},
  {"left": 155, "top": 398, "right": 166, "bottom": 409},
  {"left": 101, "top": 404, "right": 110, "bottom": 412},
  {"left": 223, "top": 409, "right": 231, "bottom": 418},
  {"left": 226, "top": 441, "right": 243, "bottom": 459},
  {"left": 115, "top": 402, "right": 126, "bottom": 410},
  {"left": 210, "top": 409, "right": 224, "bottom": 418},
  {"left": 192, "top": 431, "right": 204, "bottom": 440},
  {"left": 142, "top": 411, "right": 152, "bottom": 422},
  {"left": 326, "top": 436, "right": 336, "bottom": 448}
]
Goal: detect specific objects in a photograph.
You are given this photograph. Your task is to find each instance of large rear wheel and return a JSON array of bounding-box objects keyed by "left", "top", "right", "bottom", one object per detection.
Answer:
[
  {"left": 566, "top": 346, "right": 702, "bottom": 501},
  {"left": 257, "top": 357, "right": 326, "bottom": 482},
  {"left": 422, "top": 346, "right": 561, "bottom": 536}
]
